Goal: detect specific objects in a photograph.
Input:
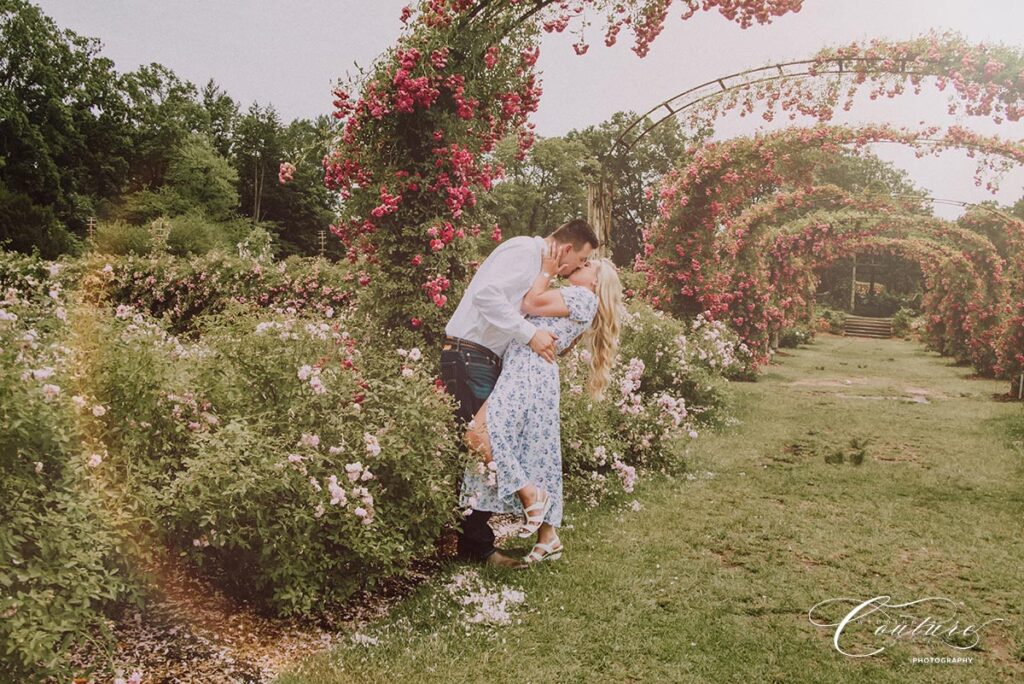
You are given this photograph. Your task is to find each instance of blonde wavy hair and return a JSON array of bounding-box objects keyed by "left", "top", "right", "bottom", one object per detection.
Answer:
[{"left": 581, "top": 257, "right": 624, "bottom": 400}]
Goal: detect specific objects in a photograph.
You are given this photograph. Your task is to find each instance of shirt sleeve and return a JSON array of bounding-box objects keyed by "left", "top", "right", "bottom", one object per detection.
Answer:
[
  {"left": 472, "top": 241, "right": 539, "bottom": 345},
  {"left": 563, "top": 286, "right": 598, "bottom": 324}
]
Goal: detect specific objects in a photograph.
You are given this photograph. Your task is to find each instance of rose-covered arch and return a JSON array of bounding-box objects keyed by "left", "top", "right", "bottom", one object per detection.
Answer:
[
  {"left": 637, "top": 124, "right": 1024, "bottom": 320},
  {"left": 638, "top": 123, "right": 1023, "bottom": 374},
  {"left": 764, "top": 210, "right": 1008, "bottom": 369},
  {"left": 613, "top": 31, "right": 1024, "bottom": 152},
  {"left": 584, "top": 31, "right": 1024, "bottom": 252}
]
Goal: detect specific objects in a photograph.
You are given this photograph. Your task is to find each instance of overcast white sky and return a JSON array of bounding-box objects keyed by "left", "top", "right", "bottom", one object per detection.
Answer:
[{"left": 34, "top": 0, "right": 1024, "bottom": 218}]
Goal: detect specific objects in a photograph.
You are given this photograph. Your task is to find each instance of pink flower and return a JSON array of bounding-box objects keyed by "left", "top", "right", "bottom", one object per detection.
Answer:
[
  {"left": 484, "top": 46, "right": 500, "bottom": 69},
  {"left": 278, "top": 162, "right": 296, "bottom": 184}
]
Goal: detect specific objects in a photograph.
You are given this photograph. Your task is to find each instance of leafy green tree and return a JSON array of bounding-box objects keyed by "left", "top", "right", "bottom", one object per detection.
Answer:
[
  {"left": 958, "top": 202, "right": 1013, "bottom": 259},
  {"left": 566, "top": 112, "right": 690, "bottom": 264},
  {"left": 234, "top": 103, "right": 284, "bottom": 226},
  {"left": 121, "top": 63, "right": 207, "bottom": 190},
  {"left": 814, "top": 151, "right": 922, "bottom": 198},
  {"left": 482, "top": 135, "right": 592, "bottom": 239},
  {"left": 0, "top": 0, "right": 133, "bottom": 239},
  {"left": 479, "top": 113, "right": 690, "bottom": 265},
  {"left": 162, "top": 134, "right": 239, "bottom": 220},
  {"left": 273, "top": 116, "right": 338, "bottom": 257},
  {"left": 234, "top": 106, "right": 336, "bottom": 257},
  {"left": 0, "top": 179, "right": 79, "bottom": 257},
  {"left": 199, "top": 79, "right": 239, "bottom": 159}
]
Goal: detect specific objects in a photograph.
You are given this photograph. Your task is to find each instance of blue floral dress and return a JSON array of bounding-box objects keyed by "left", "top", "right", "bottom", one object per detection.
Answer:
[{"left": 458, "top": 285, "right": 598, "bottom": 528}]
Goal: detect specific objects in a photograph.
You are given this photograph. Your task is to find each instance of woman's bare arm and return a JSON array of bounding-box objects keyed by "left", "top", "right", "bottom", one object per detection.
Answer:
[
  {"left": 522, "top": 288, "right": 569, "bottom": 317},
  {"left": 521, "top": 246, "right": 569, "bottom": 317}
]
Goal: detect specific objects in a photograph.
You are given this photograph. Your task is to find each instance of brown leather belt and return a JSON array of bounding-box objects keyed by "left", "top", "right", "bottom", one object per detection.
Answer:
[{"left": 443, "top": 336, "right": 501, "bottom": 364}]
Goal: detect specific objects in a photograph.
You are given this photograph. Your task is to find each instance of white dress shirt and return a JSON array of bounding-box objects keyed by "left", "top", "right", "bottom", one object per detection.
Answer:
[{"left": 445, "top": 235, "right": 544, "bottom": 357}]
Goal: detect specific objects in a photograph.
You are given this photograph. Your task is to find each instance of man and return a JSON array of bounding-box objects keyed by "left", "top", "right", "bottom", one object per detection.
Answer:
[{"left": 440, "top": 218, "right": 599, "bottom": 568}]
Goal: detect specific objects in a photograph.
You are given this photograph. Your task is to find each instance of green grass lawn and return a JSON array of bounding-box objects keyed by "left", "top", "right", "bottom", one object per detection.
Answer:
[{"left": 275, "top": 334, "right": 1024, "bottom": 684}]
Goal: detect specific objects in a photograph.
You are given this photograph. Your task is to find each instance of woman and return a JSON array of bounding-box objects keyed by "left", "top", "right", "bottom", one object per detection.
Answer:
[{"left": 458, "top": 252, "right": 624, "bottom": 565}]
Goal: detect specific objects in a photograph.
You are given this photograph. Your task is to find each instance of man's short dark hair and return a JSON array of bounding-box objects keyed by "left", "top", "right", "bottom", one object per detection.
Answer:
[{"left": 549, "top": 218, "right": 599, "bottom": 251}]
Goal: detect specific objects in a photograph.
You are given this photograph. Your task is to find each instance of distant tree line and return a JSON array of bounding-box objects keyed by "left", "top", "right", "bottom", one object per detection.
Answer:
[{"left": 0, "top": 0, "right": 337, "bottom": 258}]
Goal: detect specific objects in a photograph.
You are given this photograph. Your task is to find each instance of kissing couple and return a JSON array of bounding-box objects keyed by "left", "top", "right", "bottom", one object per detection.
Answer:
[{"left": 439, "top": 218, "right": 624, "bottom": 569}]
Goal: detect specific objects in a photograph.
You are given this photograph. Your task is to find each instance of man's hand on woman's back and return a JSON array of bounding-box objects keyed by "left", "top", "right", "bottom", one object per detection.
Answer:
[{"left": 529, "top": 329, "right": 557, "bottom": 363}]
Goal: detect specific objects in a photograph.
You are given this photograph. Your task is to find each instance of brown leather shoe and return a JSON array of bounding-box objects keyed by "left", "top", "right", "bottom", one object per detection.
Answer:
[{"left": 484, "top": 549, "right": 528, "bottom": 570}]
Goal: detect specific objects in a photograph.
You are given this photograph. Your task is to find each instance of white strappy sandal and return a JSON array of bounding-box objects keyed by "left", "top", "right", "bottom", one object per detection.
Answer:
[
  {"left": 524, "top": 538, "right": 564, "bottom": 564},
  {"left": 517, "top": 488, "right": 553, "bottom": 538}
]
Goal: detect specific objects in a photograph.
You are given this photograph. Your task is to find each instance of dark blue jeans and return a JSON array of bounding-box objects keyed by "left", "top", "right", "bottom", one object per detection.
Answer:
[{"left": 439, "top": 338, "right": 502, "bottom": 560}]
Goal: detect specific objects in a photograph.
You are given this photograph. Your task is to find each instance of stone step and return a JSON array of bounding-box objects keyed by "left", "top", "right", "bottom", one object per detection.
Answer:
[
  {"left": 845, "top": 325, "right": 892, "bottom": 332},
  {"left": 844, "top": 314, "right": 892, "bottom": 339},
  {"left": 844, "top": 331, "right": 891, "bottom": 338}
]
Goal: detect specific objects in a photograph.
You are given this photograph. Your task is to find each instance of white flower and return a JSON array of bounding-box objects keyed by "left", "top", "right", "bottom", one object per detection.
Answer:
[
  {"left": 313, "top": 503, "right": 325, "bottom": 519},
  {"left": 92, "top": 404, "right": 107, "bottom": 417},
  {"left": 401, "top": 366, "right": 414, "bottom": 377},
  {"left": 101, "top": 263, "right": 113, "bottom": 273},
  {"left": 688, "top": 430, "right": 698, "bottom": 439},
  {"left": 287, "top": 454, "right": 304, "bottom": 464},
  {"left": 396, "top": 348, "right": 408, "bottom": 357},
  {"left": 34, "top": 462, "right": 43, "bottom": 473},
  {"left": 354, "top": 506, "right": 368, "bottom": 518},
  {"left": 364, "top": 433, "right": 381, "bottom": 456},
  {"left": 31, "top": 367, "right": 55, "bottom": 380},
  {"left": 345, "top": 462, "right": 363, "bottom": 482},
  {"left": 41, "top": 384, "right": 60, "bottom": 399},
  {"left": 352, "top": 632, "right": 380, "bottom": 646},
  {"left": 297, "top": 364, "right": 313, "bottom": 381},
  {"left": 408, "top": 347, "right": 422, "bottom": 362},
  {"left": 87, "top": 453, "right": 103, "bottom": 467},
  {"left": 327, "top": 475, "right": 347, "bottom": 505},
  {"left": 71, "top": 394, "right": 87, "bottom": 408},
  {"left": 299, "top": 433, "right": 320, "bottom": 448},
  {"left": 629, "top": 500, "right": 642, "bottom": 512}
]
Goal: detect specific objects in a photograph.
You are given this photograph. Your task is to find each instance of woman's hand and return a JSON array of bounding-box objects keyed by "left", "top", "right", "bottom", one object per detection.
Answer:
[{"left": 541, "top": 242, "right": 558, "bottom": 279}]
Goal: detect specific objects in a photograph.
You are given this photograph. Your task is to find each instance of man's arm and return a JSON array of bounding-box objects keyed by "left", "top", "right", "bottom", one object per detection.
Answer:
[{"left": 472, "top": 241, "right": 540, "bottom": 345}]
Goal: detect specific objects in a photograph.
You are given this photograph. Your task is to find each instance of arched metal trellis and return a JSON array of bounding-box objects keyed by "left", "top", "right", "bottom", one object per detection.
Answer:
[{"left": 587, "top": 56, "right": 957, "bottom": 257}]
